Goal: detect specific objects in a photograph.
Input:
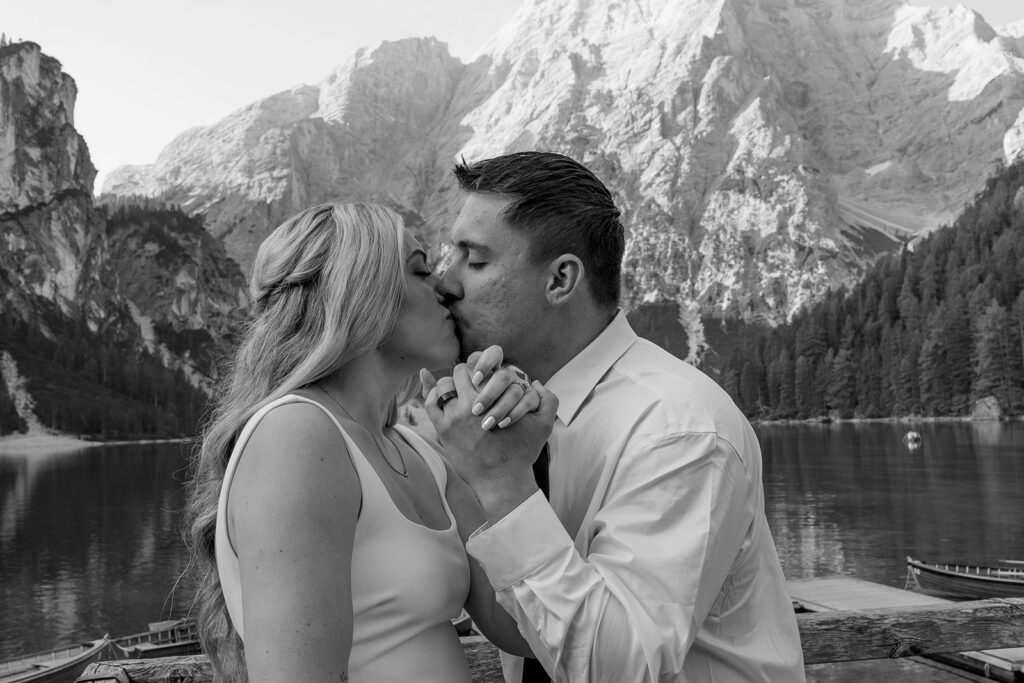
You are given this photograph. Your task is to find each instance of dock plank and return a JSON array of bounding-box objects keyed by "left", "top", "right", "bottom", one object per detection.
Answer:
[
  {"left": 788, "top": 577, "right": 1024, "bottom": 677},
  {"left": 788, "top": 577, "right": 947, "bottom": 611}
]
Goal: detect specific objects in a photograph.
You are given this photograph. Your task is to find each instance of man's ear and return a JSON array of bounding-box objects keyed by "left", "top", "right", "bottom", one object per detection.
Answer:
[{"left": 545, "top": 255, "right": 584, "bottom": 305}]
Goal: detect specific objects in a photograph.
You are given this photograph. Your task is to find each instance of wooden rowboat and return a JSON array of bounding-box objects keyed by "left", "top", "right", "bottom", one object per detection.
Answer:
[
  {"left": 906, "top": 556, "right": 1024, "bottom": 599},
  {"left": 0, "top": 638, "right": 112, "bottom": 683},
  {"left": 112, "top": 619, "right": 201, "bottom": 659}
]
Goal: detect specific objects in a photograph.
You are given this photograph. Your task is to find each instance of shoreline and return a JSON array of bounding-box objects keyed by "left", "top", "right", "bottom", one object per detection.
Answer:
[
  {"left": 754, "top": 414, "right": 1024, "bottom": 426},
  {"left": 0, "top": 432, "right": 191, "bottom": 455}
]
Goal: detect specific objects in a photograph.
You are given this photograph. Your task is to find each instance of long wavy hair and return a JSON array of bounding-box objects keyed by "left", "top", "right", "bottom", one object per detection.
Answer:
[{"left": 184, "top": 202, "right": 408, "bottom": 681}]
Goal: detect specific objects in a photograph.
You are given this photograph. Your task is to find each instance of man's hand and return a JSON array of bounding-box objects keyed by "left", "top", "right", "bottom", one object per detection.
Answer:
[
  {"left": 420, "top": 362, "right": 558, "bottom": 523},
  {"left": 427, "top": 345, "right": 538, "bottom": 430}
]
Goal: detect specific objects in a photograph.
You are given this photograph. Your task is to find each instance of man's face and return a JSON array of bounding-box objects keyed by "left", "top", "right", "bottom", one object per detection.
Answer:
[{"left": 440, "top": 193, "right": 550, "bottom": 366}]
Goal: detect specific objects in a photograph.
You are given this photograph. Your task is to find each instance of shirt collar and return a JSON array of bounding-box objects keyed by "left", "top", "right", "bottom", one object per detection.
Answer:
[{"left": 546, "top": 309, "right": 636, "bottom": 426}]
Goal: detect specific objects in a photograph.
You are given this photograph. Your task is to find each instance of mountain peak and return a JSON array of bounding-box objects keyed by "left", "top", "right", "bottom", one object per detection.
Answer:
[
  {"left": 101, "top": 0, "right": 1024, "bottom": 325},
  {"left": 314, "top": 36, "right": 463, "bottom": 123}
]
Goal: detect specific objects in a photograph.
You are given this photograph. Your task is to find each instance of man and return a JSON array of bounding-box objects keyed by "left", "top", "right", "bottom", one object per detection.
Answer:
[{"left": 436, "top": 151, "right": 804, "bottom": 682}]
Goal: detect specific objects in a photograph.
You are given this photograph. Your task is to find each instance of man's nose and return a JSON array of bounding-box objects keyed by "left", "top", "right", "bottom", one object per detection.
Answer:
[{"left": 437, "top": 267, "right": 463, "bottom": 304}]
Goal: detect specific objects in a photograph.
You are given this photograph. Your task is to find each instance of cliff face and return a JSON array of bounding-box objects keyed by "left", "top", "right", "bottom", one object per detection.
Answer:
[
  {"left": 0, "top": 42, "right": 95, "bottom": 211},
  {"left": 459, "top": 0, "right": 1024, "bottom": 332},
  {"left": 0, "top": 42, "right": 245, "bottom": 436},
  {"left": 1, "top": 42, "right": 99, "bottom": 320},
  {"left": 102, "top": 0, "right": 1024, "bottom": 347},
  {"left": 103, "top": 38, "right": 487, "bottom": 270}
]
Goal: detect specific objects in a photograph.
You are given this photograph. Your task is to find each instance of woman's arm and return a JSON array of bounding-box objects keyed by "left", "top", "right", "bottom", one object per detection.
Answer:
[
  {"left": 230, "top": 402, "right": 361, "bottom": 682},
  {"left": 444, "top": 459, "right": 533, "bottom": 657}
]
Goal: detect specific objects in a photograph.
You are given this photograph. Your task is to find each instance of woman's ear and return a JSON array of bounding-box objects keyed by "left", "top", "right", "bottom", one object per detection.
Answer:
[{"left": 545, "top": 255, "right": 584, "bottom": 305}]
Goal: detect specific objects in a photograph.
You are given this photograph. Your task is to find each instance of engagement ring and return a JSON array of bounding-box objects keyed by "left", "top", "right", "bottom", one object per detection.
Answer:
[
  {"left": 437, "top": 389, "right": 459, "bottom": 408},
  {"left": 504, "top": 363, "right": 531, "bottom": 393}
]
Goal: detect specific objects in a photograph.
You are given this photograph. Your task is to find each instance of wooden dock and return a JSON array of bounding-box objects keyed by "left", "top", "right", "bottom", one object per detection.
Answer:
[
  {"left": 789, "top": 577, "right": 1024, "bottom": 681},
  {"left": 72, "top": 577, "right": 1024, "bottom": 682}
]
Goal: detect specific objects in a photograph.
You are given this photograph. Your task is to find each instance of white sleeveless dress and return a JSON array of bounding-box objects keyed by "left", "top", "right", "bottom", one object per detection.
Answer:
[{"left": 214, "top": 395, "right": 472, "bottom": 682}]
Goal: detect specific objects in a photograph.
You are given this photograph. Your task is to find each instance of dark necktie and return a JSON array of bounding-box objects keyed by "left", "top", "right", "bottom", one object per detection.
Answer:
[
  {"left": 532, "top": 442, "right": 550, "bottom": 498},
  {"left": 522, "top": 443, "right": 551, "bottom": 682}
]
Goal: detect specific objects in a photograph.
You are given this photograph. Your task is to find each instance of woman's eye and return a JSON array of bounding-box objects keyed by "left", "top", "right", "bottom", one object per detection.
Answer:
[
  {"left": 467, "top": 262, "right": 486, "bottom": 270},
  {"left": 415, "top": 270, "right": 433, "bottom": 278}
]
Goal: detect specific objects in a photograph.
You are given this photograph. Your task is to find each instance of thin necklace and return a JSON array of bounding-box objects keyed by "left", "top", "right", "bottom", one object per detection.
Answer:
[{"left": 319, "top": 383, "right": 408, "bottom": 478}]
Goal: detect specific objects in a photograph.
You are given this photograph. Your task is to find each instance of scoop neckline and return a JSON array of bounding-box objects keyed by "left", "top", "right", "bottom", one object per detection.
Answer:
[
  {"left": 387, "top": 424, "right": 457, "bottom": 534},
  {"left": 285, "top": 394, "right": 457, "bottom": 535}
]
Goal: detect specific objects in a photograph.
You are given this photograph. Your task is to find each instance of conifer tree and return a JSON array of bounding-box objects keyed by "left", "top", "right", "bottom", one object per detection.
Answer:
[
  {"left": 856, "top": 347, "right": 884, "bottom": 417},
  {"left": 972, "top": 299, "right": 1022, "bottom": 410},
  {"left": 794, "top": 355, "right": 817, "bottom": 417},
  {"left": 0, "top": 385, "right": 26, "bottom": 435},
  {"left": 897, "top": 267, "right": 921, "bottom": 327},
  {"left": 827, "top": 348, "right": 857, "bottom": 418},
  {"left": 943, "top": 295, "right": 975, "bottom": 412},
  {"left": 894, "top": 323, "right": 922, "bottom": 414},
  {"left": 795, "top": 313, "right": 827, "bottom": 364},
  {"left": 739, "top": 361, "right": 763, "bottom": 415},
  {"left": 877, "top": 325, "right": 899, "bottom": 415},
  {"left": 768, "top": 349, "right": 797, "bottom": 418}
]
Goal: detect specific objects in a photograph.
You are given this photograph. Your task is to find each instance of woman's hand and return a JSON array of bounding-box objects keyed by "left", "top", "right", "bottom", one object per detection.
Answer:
[
  {"left": 421, "top": 345, "right": 538, "bottom": 431},
  {"left": 419, "top": 361, "right": 558, "bottom": 523}
]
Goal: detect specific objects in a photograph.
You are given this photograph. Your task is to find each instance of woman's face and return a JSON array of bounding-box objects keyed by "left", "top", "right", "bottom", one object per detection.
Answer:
[{"left": 380, "top": 232, "right": 460, "bottom": 372}]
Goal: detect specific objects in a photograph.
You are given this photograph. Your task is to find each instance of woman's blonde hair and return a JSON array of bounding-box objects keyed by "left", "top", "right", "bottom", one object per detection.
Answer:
[{"left": 184, "top": 202, "right": 408, "bottom": 681}]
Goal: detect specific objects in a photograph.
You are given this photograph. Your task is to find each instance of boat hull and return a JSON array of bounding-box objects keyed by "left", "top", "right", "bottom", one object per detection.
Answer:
[
  {"left": 112, "top": 619, "right": 201, "bottom": 660},
  {"left": 0, "top": 639, "right": 111, "bottom": 683},
  {"left": 907, "top": 557, "right": 1024, "bottom": 600}
]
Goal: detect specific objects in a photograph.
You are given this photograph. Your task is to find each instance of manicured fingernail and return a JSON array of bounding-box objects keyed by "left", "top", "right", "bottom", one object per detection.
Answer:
[
  {"left": 472, "top": 371, "right": 484, "bottom": 387},
  {"left": 498, "top": 417, "right": 512, "bottom": 429},
  {"left": 481, "top": 416, "right": 496, "bottom": 430},
  {"left": 472, "top": 402, "right": 484, "bottom": 416}
]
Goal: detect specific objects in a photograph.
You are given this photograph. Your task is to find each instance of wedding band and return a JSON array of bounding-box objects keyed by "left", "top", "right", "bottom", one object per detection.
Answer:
[
  {"left": 515, "top": 378, "right": 531, "bottom": 393},
  {"left": 437, "top": 390, "right": 458, "bottom": 408}
]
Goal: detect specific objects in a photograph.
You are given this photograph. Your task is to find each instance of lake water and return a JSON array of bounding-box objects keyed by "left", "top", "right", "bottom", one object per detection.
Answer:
[
  {"left": 0, "top": 441, "right": 197, "bottom": 660},
  {"left": 2, "top": 422, "right": 1022, "bottom": 680}
]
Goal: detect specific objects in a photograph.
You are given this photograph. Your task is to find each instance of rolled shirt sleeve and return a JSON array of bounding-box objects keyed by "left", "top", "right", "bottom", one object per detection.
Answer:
[{"left": 467, "top": 431, "right": 753, "bottom": 683}]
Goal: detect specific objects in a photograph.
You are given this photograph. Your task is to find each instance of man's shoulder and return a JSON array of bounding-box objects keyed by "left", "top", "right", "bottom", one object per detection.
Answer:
[
  {"left": 591, "top": 338, "right": 755, "bottom": 443},
  {"left": 614, "top": 339, "right": 733, "bottom": 408}
]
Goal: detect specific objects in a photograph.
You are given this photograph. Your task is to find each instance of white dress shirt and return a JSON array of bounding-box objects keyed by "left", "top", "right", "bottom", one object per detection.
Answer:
[{"left": 467, "top": 311, "right": 805, "bottom": 682}]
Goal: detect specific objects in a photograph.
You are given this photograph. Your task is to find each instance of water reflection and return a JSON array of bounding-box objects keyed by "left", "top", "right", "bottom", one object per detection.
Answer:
[
  {"left": 758, "top": 421, "right": 1024, "bottom": 587},
  {"left": 0, "top": 443, "right": 195, "bottom": 660},
  {"left": 1, "top": 423, "right": 1023, "bottom": 678}
]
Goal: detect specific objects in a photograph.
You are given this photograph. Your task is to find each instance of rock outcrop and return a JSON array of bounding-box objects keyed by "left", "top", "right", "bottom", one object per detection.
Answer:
[
  {"left": 102, "top": 0, "right": 1024, "bottom": 341},
  {"left": 0, "top": 42, "right": 245, "bottom": 436}
]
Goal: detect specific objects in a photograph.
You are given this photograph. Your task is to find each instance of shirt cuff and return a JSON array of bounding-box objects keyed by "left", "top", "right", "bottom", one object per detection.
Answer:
[{"left": 466, "top": 491, "right": 574, "bottom": 590}]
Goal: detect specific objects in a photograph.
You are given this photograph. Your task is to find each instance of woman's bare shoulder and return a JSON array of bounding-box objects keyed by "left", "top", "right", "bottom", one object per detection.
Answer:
[
  {"left": 249, "top": 398, "right": 340, "bottom": 444},
  {"left": 234, "top": 398, "right": 359, "bottom": 503}
]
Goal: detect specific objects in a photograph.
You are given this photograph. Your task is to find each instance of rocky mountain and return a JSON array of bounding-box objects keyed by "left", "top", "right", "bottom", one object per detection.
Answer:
[
  {"left": 0, "top": 42, "right": 246, "bottom": 437},
  {"left": 103, "top": 38, "right": 489, "bottom": 271},
  {"left": 102, "top": 0, "right": 1024, "bottom": 358}
]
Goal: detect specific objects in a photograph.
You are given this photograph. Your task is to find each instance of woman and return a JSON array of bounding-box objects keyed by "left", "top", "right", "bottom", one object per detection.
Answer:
[{"left": 185, "top": 202, "right": 553, "bottom": 681}]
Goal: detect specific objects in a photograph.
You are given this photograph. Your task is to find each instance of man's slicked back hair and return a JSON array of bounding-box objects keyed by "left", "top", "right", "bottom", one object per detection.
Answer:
[{"left": 452, "top": 151, "right": 625, "bottom": 308}]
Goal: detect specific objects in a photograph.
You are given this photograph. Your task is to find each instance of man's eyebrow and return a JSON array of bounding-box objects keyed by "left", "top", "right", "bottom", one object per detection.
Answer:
[{"left": 454, "top": 239, "right": 492, "bottom": 255}]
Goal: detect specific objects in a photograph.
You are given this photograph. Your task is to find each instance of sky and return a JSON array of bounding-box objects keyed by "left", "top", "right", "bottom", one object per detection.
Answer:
[{"left": 3, "top": 0, "right": 1022, "bottom": 193}]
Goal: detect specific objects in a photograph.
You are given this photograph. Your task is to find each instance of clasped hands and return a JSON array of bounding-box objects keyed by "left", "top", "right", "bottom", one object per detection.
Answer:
[{"left": 419, "top": 347, "right": 557, "bottom": 520}]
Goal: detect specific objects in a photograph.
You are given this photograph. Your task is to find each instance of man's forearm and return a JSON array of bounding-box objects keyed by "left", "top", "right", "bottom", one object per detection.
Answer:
[
  {"left": 469, "top": 496, "right": 678, "bottom": 681},
  {"left": 471, "top": 471, "right": 539, "bottom": 525},
  {"left": 466, "top": 434, "right": 754, "bottom": 682}
]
